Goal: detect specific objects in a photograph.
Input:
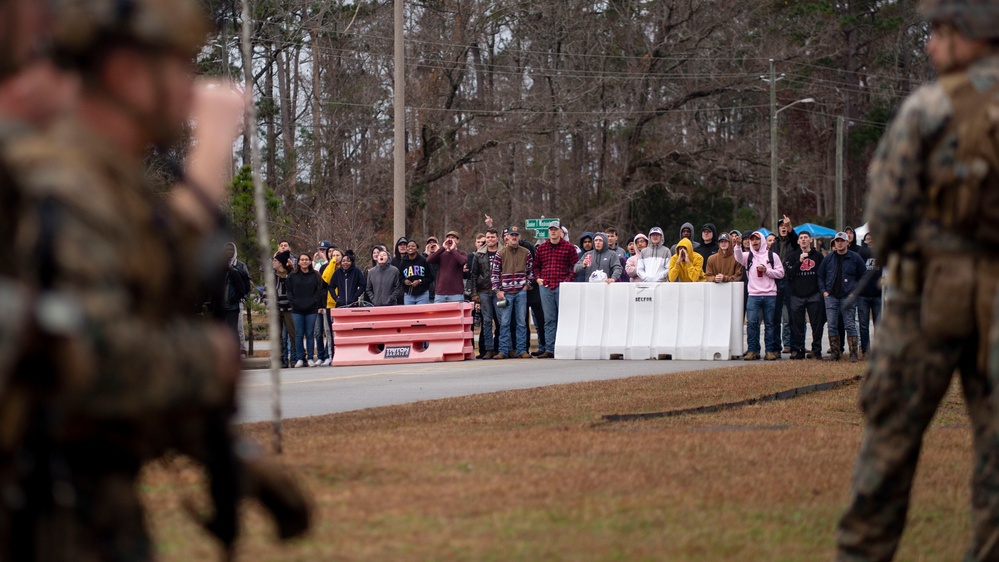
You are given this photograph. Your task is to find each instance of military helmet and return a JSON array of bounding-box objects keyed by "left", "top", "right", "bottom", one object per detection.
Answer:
[
  {"left": 51, "top": 0, "right": 211, "bottom": 67},
  {"left": 919, "top": 0, "right": 999, "bottom": 40}
]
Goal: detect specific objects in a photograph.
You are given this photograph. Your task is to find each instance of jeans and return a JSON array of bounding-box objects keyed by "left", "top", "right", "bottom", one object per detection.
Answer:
[
  {"left": 315, "top": 310, "right": 329, "bottom": 361},
  {"left": 280, "top": 310, "right": 296, "bottom": 365},
  {"left": 747, "top": 295, "right": 777, "bottom": 354},
  {"left": 857, "top": 295, "right": 882, "bottom": 352},
  {"left": 404, "top": 292, "right": 430, "bottom": 305},
  {"left": 434, "top": 293, "right": 465, "bottom": 303},
  {"left": 824, "top": 295, "right": 858, "bottom": 338},
  {"left": 292, "top": 312, "right": 317, "bottom": 362},
  {"left": 539, "top": 285, "right": 560, "bottom": 354},
  {"left": 496, "top": 289, "right": 528, "bottom": 355},
  {"left": 527, "top": 286, "right": 546, "bottom": 350},
  {"left": 789, "top": 293, "right": 825, "bottom": 354},
  {"left": 775, "top": 284, "right": 791, "bottom": 349},
  {"left": 478, "top": 291, "right": 497, "bottom": 352}
]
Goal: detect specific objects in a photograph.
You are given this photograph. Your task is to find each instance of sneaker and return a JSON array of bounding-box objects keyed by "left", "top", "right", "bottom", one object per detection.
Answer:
[
  {"left": 493, "top": 353, "right": 508, "bottom": 360},
  {"left": 530, "top": 350, "right": 544, "bottom": 357},
  {"left": 518, "top": 352, "right": 533, "bottom": 359},
  {"left": 307, "top": 360, "right": 316, "bottom": 367},
  {"left": 538, "top": 351, "right": 555, "bottom": 359},
  {"left": 481, "top": 351, "right": 495, "bottom": 360},
  {"left": 322, "top": 358, "right": 332, "bottom": 366},
  {"left": 294, "top": 360, "right": 304, "bottom": 368},
  {"left": 743, "top": 352, "right": 760, "bottom": 361},
  {"left": 764, "top": 352, "right": 780, "bottom": 361}
]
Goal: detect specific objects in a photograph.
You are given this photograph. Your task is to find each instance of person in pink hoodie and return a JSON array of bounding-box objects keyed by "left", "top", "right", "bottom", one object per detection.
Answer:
[{"left": 733, "top": 231, "right": 785, "bottom": 360}]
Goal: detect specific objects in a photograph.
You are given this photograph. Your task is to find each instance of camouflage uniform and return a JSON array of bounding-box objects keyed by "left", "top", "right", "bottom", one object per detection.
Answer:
[
  {"left": 0, "top": 1, "right": 308, "bottom": 560},
  {"left": 836, "top": 9, "right": 999, "bottom": 560}
]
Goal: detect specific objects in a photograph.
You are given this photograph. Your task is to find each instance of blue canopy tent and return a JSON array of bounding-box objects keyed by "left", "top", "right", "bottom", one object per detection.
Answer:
[
  {"left": 756, "top": 227, "right": 772, "bottom": 237},
  {"left": 794, "top": 222, "right": 837, "bottom": 238}
]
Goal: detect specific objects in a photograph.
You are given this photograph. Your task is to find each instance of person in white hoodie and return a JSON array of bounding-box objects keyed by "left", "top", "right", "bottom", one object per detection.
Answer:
[
  {"left": 636, "top": 227, "right": 671, "bottom": 282},
  {"left": 733, "top": 230, "right": 785, "bottom": 360}
]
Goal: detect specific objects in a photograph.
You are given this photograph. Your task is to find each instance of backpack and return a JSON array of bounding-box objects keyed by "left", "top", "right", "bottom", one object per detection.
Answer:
[{"left": 745, "top": 248, "right": 775, "bottom": 271}]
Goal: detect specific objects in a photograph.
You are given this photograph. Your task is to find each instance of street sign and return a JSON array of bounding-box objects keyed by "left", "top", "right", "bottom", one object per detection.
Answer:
[
  {"left": 525, "top": 218, "right": 560, "bottom": 229},
  {"left": 534, "top": 229, "right": 549, "bottom": 239}
]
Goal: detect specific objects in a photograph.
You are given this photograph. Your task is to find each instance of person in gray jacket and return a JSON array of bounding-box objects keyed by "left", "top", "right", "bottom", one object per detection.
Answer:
[
  {"left": 365, "top": 248, "right": 402, "bottom": 306},
  {"left": 574, "top": 232, "right": 621, "bottom": 283}
]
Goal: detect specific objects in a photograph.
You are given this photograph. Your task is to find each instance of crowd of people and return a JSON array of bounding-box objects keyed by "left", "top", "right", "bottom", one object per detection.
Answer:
[{"left": 261, "top": 215, "right": 880, "bottom": 367}]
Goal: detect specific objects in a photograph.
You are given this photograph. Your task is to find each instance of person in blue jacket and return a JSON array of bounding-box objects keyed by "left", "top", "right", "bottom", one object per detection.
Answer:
[{"left": 816, "top": 231, "right": 867, "bottom": 362}]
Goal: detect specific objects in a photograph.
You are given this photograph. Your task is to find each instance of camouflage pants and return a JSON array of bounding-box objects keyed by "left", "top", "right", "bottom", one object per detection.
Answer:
[{"left": 836, "top": 294, "right": 999, "bottom": 561}]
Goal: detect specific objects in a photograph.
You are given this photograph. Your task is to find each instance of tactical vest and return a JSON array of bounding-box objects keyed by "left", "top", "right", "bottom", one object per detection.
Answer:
[{"left": 928, "top": 72, "right": 999, "bottom": 245}]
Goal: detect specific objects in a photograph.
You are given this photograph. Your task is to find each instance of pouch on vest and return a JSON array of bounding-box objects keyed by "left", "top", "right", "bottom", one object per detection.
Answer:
[
  {"left": 931, "top": 75, "right": 999, "bottom": 245},
  {"left": 921, "top": 255, "right": 975, "bottom": 339}
]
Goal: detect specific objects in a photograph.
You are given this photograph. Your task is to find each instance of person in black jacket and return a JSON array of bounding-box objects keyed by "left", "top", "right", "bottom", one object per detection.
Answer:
[
  {"left": 817, "top": 232, "right": 867, "bottom": 362},
  {"left": 213, "top": 242, "right": 250, "bottom": 349},
  {"left": 856, "top": 231, "right": 882, "bottom": 358},
  {"left": 287, "top": 253, "right": 327, "bottom": 367},
  {"left": 783, "top": 232, "right": 825, "bottom": 360},
  {"left": 329, "top": 250, "right": 366, "bottom": 308}
]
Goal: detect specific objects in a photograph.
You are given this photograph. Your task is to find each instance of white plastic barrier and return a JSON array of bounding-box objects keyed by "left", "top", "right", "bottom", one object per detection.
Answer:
[{"left": 553, "top": 282, "right": 745, "bottom": 361}]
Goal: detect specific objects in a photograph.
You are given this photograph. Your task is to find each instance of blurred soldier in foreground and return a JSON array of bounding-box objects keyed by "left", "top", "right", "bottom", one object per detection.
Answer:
[
  {"left": 0, "top": 0, "right": 310, "bottom": 560},
  {"left": 837, "top": 1, "right": 999, "bottom": 560}
]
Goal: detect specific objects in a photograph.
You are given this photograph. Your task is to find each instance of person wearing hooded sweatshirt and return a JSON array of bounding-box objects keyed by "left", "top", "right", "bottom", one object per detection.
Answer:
[
  {"left": 783, "top": 231, "right": 825, "bottom": 360},
  {"left": 734, "top": 231, "right": 785, "bottom": 360},
  {"left": 398, "top": 239, "right": 435, "bottom": 305},
  {"left": 329, "top": 250, "right": 366, "bottom": 308},
  {"left": 574, "top": 232, "right": 622, "bottom": 283},
  {"left": 391, "top": 236, "right": 409, "bottom": 304},
  {"left": 704, "top": 233, "right": 743, "bottom": 283},
  {"left": 668, "top": 238, "right": 705, "bottom": 282},
  {"left": 772, "top": 215, "right": 799, "bottom": 354},
  {"left": 637, "top": 227, "right": 671, "bottom": 282},
  {"left": 287, "top": 253, "right": 328, "bottom": 367},
  {"left": 625, "top": 233, "right": 649, "bottom": 282},
  {"left": 694, "top": 223, "right": 719, "bottom": 271},
  {"left": 671, "top": 222, "right": 701, "bottom": 254},
  {"left": 575, "top": 231, "right": 595, "bottom": 281},
  {"left": 366, "top": 248, "right": 402, "bottom": 306}
]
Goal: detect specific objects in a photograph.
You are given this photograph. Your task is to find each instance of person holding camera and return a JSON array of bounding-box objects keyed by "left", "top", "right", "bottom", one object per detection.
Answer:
[{"left": 427, "top": 230, "right": 468, "bottom": 303}]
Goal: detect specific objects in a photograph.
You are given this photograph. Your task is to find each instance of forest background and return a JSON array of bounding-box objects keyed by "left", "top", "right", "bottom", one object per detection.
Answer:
[{"left": 177, "top": 0, "right": 931, "bottom": 273}]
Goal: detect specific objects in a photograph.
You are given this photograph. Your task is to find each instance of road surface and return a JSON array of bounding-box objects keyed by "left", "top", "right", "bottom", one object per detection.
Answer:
[{"left": 236, "top": 358, "right": 742, "bottom": 423}]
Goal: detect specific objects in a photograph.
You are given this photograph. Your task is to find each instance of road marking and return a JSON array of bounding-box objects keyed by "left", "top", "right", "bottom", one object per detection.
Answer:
[{"left": 242, "top": 364, "right": 477, "bottom": 388}]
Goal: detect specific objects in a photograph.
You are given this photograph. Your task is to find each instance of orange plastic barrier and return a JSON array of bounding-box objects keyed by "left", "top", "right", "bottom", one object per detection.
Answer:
[{"left": 329, "top": 302, "right": 474, "bottom": 366}]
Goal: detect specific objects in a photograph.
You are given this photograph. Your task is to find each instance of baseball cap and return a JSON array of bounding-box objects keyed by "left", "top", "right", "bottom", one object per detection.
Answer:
[
  {"left": 504, "top": 226, "right": 521, "bottom": 236},
  {"left": 318, "top": 240, "right": 332, "bottom": 250},
  {"left": 548, "top": 220, "right": 562, "bottom": 229},
  {"left": 718, "top": 233, "right": 730, "bottom": 242},
  {"left": 742, "top": 230, "right": 755, "bottom": 240},
  {"left": 427, "top": 236, "right": 439, "bottom": 243},
  {"left": 834, "top": 231, "right": 849, "bottom": 242},
  {"left": 649, "top": 226, "right": 664, "bottom": 237},
  {"left": 445, "top": 230, "right": 460, "bottom": 239},
  {"left": 729, "top": 229, "right": 740, "bottom": 236}
]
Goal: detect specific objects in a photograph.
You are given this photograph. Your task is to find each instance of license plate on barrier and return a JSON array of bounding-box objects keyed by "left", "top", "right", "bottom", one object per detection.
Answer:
[{"left": 384, "top": 345, "right": 412, "bottom": 359}]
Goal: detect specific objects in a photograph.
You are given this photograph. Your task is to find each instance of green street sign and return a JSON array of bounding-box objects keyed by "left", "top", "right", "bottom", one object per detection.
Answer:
[
  {"left": 534, "top": 229, "right": 549, "bottom": 239},
  {"left": 525, "top": 218, "right": 559, "bottom": 230}
]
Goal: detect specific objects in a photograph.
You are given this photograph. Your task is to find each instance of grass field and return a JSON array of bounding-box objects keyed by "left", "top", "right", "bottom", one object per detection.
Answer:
[{"left": 142, "top": 361, "right": 972, "bottom": 561}]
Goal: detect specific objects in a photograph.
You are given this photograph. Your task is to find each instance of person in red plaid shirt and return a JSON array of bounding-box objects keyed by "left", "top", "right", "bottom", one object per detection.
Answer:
[{"left": 532, "top": 221, "right": 579, "bottom": 358}]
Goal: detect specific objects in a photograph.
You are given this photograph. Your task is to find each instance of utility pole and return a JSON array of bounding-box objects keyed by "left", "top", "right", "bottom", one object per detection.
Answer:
[
  {"left": 762, "top": 60, "right": 813, "bottom": 233},
  {"left": 836, "top": 116, "right": 845, "bottom": 232},
  {"left": 393, "top": 0, "right": 405, "bottom": 242},
  {"left": 761, "top": 59, "right": 785, "bottom": 233}
]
